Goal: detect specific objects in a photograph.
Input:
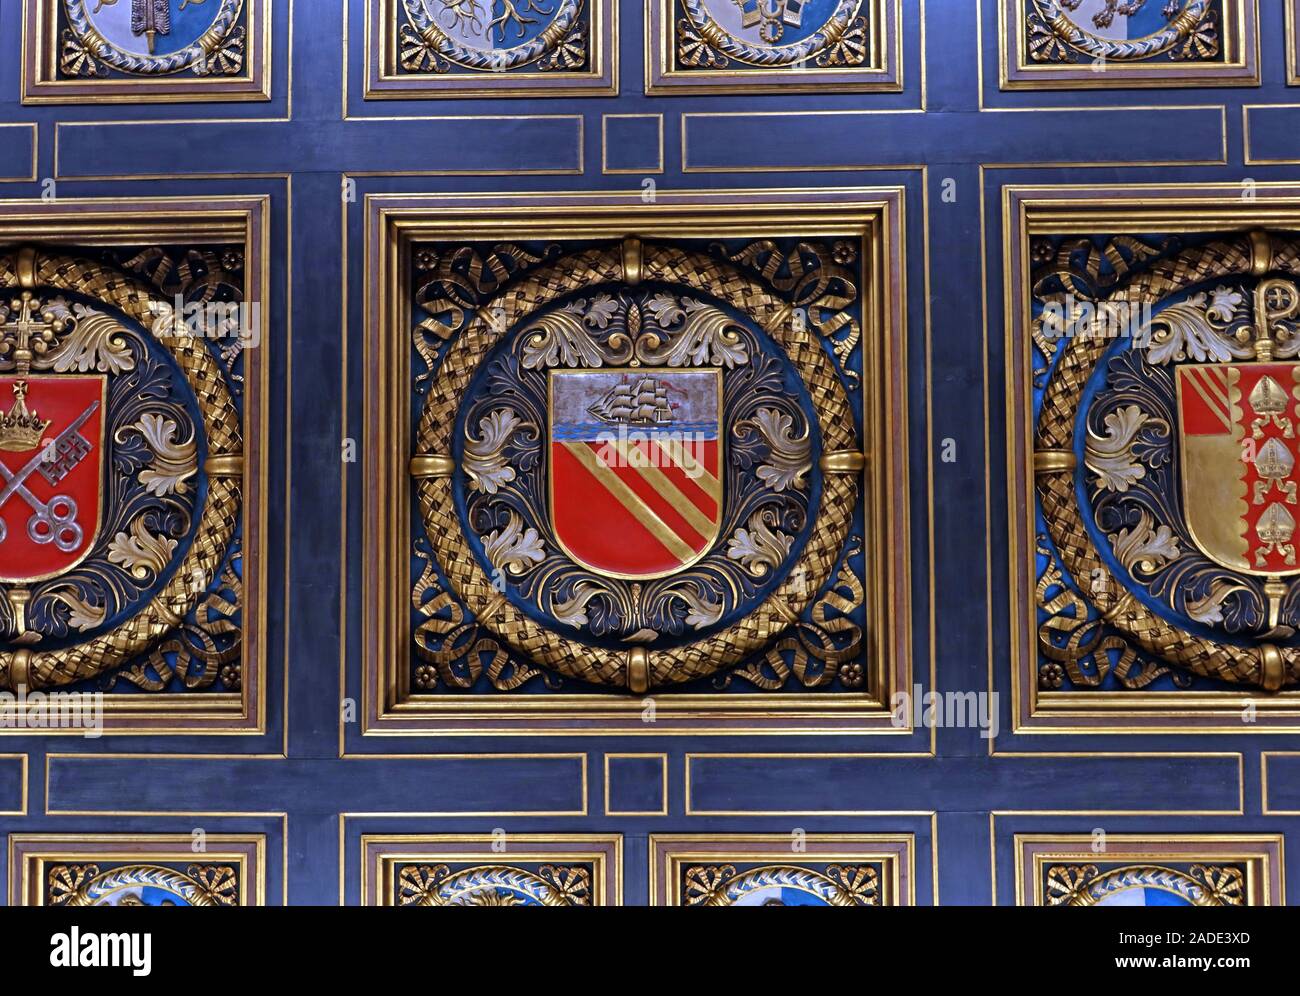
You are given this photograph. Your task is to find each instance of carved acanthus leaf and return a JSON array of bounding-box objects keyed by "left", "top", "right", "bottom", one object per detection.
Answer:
[
  {"left": 107, "top": 518, "right": 179, "bottom": 581},
  {"left": 639, "top": 298, "right": 749, "bottom": 368},
  {"left": 551, "top": 579, "right": 607, "bottom": 628},
  {"left": 37, "top": 302, "right": 136, "bottom": 375},
  {"left": 481, "top": 512, "right": 545, "bottom": 576},
  {"left": 1186, "top": 580, "right": 1250, "bottom": 624},
  {"left": 1110, "top": 510, "right": 1181, "bottom": 575},
  {"left": 667, "top": 581, "right": 725, "bottom": 629},
  {"left": 47, "top": 588, "right": 108, "bottom": 632},
  {"left": 520, "top": 307, "right": 605, "bottom": 370},
  {"left": 1142, "top": 288, "right": 1250, "bottom": 365},
  {"left": 131, "top": 412, "right": 198, "bottom": 496},
  {"left": 1085, "top": 405, "right": 1153, "bottom": 493},
  {"left": 464, "top": 408, "right": 529, "bottom": 494},
  {"left": 727, "top": 509, "right": 794, "bottom": 578},
  {"left": 738, "top": 408, "right": 812, "bottom": 492}
]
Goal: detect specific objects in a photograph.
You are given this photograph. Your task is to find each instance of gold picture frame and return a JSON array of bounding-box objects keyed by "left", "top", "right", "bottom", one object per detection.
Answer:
[
  {"left": 360, "top": 833, "right": 622, "bottom": 905},
  {"left": 0, "top": 195, "right": 270, "bottom": 735},
  {"left": 362, "top": 0, "right": 618, "bottom": 99},
  {"left": 1003, "top": 182, "right": 1300, "bottom": 733},
  {"left": 998, "top": 0, "right": 1259, "bottom": 90},
  {"left": 22, "top": 0, "right": 273, "bottom": 104},
  {"left": 8, "top": 832, "right": 266, "bottom": 906},
  {"left": 648, "top": 832, "right": 915, "bottom": 905},
  {"left": 645, "top": 0, "right": 902, "bottom": 95},
  {"left": 355, "top": 188, "right": 912, "bottom": 737}
]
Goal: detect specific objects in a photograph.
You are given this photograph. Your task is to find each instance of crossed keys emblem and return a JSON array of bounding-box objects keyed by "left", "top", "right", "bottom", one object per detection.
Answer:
[{"left": 0, "top": 401, "right": 99, "bottom": 554}]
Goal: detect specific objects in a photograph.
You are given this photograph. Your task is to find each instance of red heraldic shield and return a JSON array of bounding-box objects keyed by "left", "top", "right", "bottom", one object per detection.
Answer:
[
  {"left": 0, "top": 375, "right": 106, "bottom": 583},
  {"left": 1177, "top": 362, "right": 1300, "bottom": 576},
  {"left": 549, "top": 368, "right": 723, "bottom": 579}
]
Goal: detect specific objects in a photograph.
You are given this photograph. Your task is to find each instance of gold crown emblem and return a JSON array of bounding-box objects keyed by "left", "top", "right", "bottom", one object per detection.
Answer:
[{"left": 0, "top": 380, "right": 51, "bottom": 452}]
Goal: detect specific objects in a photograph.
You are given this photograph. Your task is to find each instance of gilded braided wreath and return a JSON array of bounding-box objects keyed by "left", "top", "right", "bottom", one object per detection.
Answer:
[
  {"left": 396, "top": 863, "right": 592, "bottom": 906},
  {"left": 409, "top": 237, "right": 868, "bottom": 694},
  {"left": 56, "top": 0, "right": 249, "bottom": 80},
  {"left": 1043, "top": 863, "right": 1244, "bottom": 907},
  {"left": 0, "top": 245, "right": 244, "bottom": 696},
  {"left": 397, "top": 0, "right": 590, "bottom": 75},
  {"left": 674, "top": 0, "right": 871, "bottom": 71},
  {"left": 47, "top": 862, "right": 239, "bottom": 906},
  {"left": 683, "top": 863, "right": 881, "bottom": 906},
  {"left": 1032, "top": 230, "right": 1300, "bottom": 694},
  {"left": 1022, "top": 0, "right": 1227, "bottom": 66}
]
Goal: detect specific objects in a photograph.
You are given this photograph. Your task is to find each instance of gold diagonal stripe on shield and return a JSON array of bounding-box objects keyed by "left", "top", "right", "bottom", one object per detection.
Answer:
[
  {"left": 611, "top": 437, "right": 716, "bottom": 539},
  {"left": 1183, "top": 367, "right": 1232, "bottom": 430},
  {"left": 561, "top": 441, "right": 698, "bottom": 564},
  {"left": 654, "top": 435, "right": 722, "bottom": 504},
  {"left": 1199, "top": 366, "right": 1232, "bottom": 413},
  {"left": 1191, "top": 366, "right": 1233, "bottom": 422}
]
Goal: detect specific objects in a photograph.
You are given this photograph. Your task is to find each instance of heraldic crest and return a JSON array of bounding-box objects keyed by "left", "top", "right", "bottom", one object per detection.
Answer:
[
  {"left": 0, "top": 245, "right": 244, "bottom": 698},
  {"left": 57, "top": 0, "right": 249, "bottom": 78},
  {"left": 46, "top": 862, "right": 239, "bottom": 906},
  {"left": 408, "top": 235, "right": 869, "bottom": 695},
  {"left": 1034, "top": 229, "right": 1300, "bottom": 693}
]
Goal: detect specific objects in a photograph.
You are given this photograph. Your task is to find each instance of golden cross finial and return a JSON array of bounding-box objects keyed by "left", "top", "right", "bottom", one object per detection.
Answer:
[
  {"left": 0, "top": 291, "right": 65, "bottom": 377},
  {"left": 1252, "top": 278, "right": 1300, "bottom": 361}
]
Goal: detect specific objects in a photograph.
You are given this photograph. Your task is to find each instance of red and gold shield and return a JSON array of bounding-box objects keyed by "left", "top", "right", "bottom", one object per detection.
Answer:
[
  {"left": 1177, "top": 362, "right": 1300, "bottom": 576},
  {"left": 549, "top": 368, "right": 722, "bottom": 579},
  {"left": 0, "top": 374, "right": 105, "bottom": 583}
]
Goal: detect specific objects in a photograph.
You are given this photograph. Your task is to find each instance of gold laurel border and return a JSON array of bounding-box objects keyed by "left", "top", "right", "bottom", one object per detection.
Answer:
[
  {"left": 1034, "top": 231, "right": 1300, "bottom": 691},
  {"left": 414, "top": 242, "right": 859, "bottom": 689},
  {"left": 0, "top": 248, "right": 243, "bottom": 691}
]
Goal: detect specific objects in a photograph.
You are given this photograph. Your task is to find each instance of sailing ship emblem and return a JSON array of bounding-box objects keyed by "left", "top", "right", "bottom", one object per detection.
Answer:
[
  {"left": 585, "top": 376, "right": 676, "bottom": 426},
  {"left": 549, "top": 368, "right": 723, "bottom": 579}
]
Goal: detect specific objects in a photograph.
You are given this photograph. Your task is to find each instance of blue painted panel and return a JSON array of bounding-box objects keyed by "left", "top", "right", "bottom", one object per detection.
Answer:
[
  {"left": 0, "top": 754, "right": 23, "bottom": 814},
  {"left": 0, "top": 0, "right": 1295, "bottom": 906}
]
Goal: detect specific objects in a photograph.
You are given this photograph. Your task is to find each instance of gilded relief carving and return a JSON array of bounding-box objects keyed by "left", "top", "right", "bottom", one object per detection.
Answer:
[
  {"left": 395, "top": 863, "right": 592, "bottom": 906},
  {"left": 368, "top": 0, "right": 616, "bottom": 96},
  {"left": 1031, "top": 231, "right": 1300, "bottom": 699},
  {"left": 0, "top": 244, "right": 249, "bottom": 720},
  {"left": 407, "top": 237, "right": 867, "bottom": 696},
  {"left": 1043, "top": 862, "right": 1244, "bottom": 906},
  {"left": 650, "top": 834, "right": 913, "bottom": 905},
  {"left": 1016, "top": 835, "right": 1283, "bottom": 906},
  {"left": 1001, "top": 0, "right": 1257, "bottom": 87},
  {"left": 648, "top": 0, "right": 900, "bottom": 93},
  {"left": 398, "top": 0, "right": 589, "bottom": 73},
  {"left": 47, "top": 862, "right": 240, "bottom": 906},
  {"left": 58, "top": 0, "right": 249, "bottom": 78},
  {"left": 362, "top": 835, "right": 621, "bottom": 905},
  {"left": 683, "top": 862, "right": 881, "bottom": 906},
  {"left": 23, "top": 0, "right": 270, "bottom": 101}
]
